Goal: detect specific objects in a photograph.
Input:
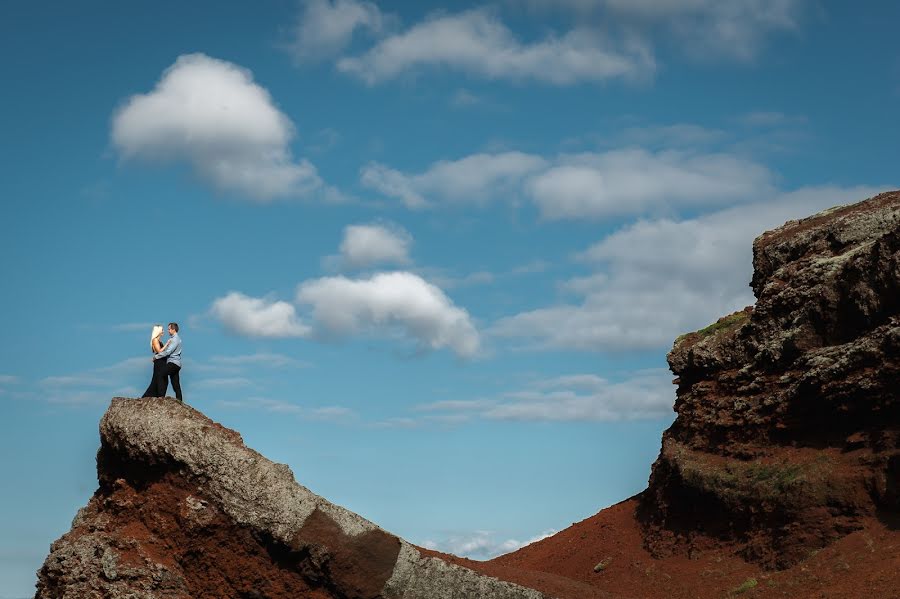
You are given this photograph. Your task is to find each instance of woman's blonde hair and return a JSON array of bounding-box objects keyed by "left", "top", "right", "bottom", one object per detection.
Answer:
[{"left": 150, "top": 324, "right": 164, "bottom": 345}]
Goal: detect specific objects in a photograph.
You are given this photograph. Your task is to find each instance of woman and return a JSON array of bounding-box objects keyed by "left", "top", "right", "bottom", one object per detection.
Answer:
[{"left": 141, "top": 324, "right": 169, "bottom": 398}]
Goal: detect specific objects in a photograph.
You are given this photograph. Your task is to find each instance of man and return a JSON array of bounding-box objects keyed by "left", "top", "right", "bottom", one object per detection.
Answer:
[{"left": 155, "top": 322, "right": 183, "bottom": 401}]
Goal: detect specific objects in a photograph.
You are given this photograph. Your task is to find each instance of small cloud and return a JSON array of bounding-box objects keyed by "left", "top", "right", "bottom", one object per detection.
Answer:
[
  {"left": 218, "top": 396, "right": 304, "bottom": 414},
  {"left": 216, "top": 397, "right": 356, "bottom": 421},
  {"left": 423, "top": 269, "right": 496, "bottom": 290},
  {"left": 511, "top": 260, "right": 550, "bottom": 275},
  {"left": 286, "top": 0, "right": 385, "bottom": 64},
  {"left": 210, "top": 292, "right": 311, "bottom": 338},
  {"left": 369, "top": 416, "right": 420, "bottom": 429},
  {"left": 361, "top": 152, "right": 547, "bottom": 209},
  {"left": 421, "top": 529, "right": 557, "bottom": 560},
  {"left": 111, "top": 322, "right": 156, "bottom": 332},
  {"left": 193, "top": 377, "right": 254, "bottom": 389},
  {"left": 736, "top": 111, "right": 807, "bottom": 128},
  {"left": 0, "top": 375, "right": 20, "bottom": 385},
  {"left": 309, "top": 405, "right": 357, "bottom": 421},
  {"left": 334, "top": 222, "right": 413, "bottom": 270},
  {"left": 40, "top": 375, "right": 109, "bottom": 388},
  {"left": 204, "top": 353, "right": 309, "bottom": 369},
  {"left": 450, "top": 89, "right": 482, "bottom": 108}
]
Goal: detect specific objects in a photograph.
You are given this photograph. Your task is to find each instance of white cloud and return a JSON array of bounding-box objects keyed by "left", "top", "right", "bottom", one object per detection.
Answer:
[
  {"left": 337, "top": 8, "right": 654, "bottom": 85},
  {"left": 287, "top": 0, "right": 384, "bottom": 63},
  {"left": 0, "top": 375, "right": 20, "bottom": 385},
  {"left": 361, "top": 152, "right": 547, "bottom": 208},
  {"left": 204, "top": 353, "right": 309, "bottom": 369},
  {"left": 217, "top": 397, "right": 357, "bottom": 421},
  {"left": 418, "top": 369, "right": 674, "bottom": 422},
  {"left": 526, "top": 149, "right": 773, "bottom": 219},
  {"left": 518, "top": 0, "right": 805, "bottom": 60},
  {"left": 111, "top": 322, "right": 156, "bottom": 332},
  {"left": 297, "top": 272, "right": 480, "bottom": 357},
  {"left": 211, "top": 292, "right": 311, "bottom": 338},
  {"left": 369, "top": 416, "right": 420, "bottom": 429},
  {"left": 618, "top": 123, "right": 727, "bottom": 148},
  {"left": 363, "top": 148, "right": 772, "bottom": 219},
  {"left": 419, "top": 268, "right": 496, "bottom": 290},
  {"left": 218, "top": 396, "right": 304, "bottom": 414},
  {"left": 450, "top": 88, "right": 482, "bottom": 108},
  {"left": 193, "top": 377, "right": 254, "bottom": 389},
  {"left": 111, "top": 53, "right": 336, "bottom": 201},
  {"left": 338, "top": 223, "right": 412, "bottom": 269},
  {"left": 40, "top": 374, "right": 109, "bottom": 388},
  {"left": 422, "top": 529, "right": 557, "bottom": 560},
  {"left": 39, "top": 357, "right": 149, "bottom": 390},
  {"left": 492, "top": 185, "right": 888, "bottom": 351},
  {"left": 309, "top": 405, "right": 357, "bottom": 421}
]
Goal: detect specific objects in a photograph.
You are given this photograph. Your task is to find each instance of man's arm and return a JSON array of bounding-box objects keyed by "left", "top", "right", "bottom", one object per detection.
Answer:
[{"left": 155, "top": 336, "right": 180, "bottom": 359}]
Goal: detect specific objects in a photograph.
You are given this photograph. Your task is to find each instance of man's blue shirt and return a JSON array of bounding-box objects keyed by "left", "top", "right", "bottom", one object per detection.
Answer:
[{"left": 155, "top": 333, "right": 182, "bottom": 367}]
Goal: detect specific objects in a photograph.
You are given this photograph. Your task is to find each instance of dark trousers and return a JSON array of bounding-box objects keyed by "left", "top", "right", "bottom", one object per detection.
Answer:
[{"left": 166, "top": 362, "right": 183, "bottom": 401}]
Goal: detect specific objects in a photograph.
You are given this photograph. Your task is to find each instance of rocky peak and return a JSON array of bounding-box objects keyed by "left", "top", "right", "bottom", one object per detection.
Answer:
[{"left": 36, "top": 398, "right": 548, "bottom": 598}]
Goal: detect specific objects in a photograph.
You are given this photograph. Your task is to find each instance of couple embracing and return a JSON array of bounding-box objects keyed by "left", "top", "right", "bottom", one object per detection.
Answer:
[{"left": 142, "top": 322, "right": 183, "bottom": 401}]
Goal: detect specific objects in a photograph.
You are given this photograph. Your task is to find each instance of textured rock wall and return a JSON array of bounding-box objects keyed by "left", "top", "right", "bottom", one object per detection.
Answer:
[
  {"left": 639, "top": 190, "right": 900, "bottom": 568},
  {"left": 36, "top": 398, "right": 549, "bottom": 599}
]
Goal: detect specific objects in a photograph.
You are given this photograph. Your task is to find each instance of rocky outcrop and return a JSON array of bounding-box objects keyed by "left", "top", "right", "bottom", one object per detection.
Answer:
[
  {"left": 35, "top": 398, "right": 549, "bottom": 599},
  {"left": 638, "top": 190, "right": 900, "bottom": 568}
]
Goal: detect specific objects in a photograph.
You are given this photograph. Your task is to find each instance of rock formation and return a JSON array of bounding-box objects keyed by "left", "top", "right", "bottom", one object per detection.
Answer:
[
  {"left": 35, "top": 398, "right": 549, "bottom": 598},
  {"left": 638, "top": 190, "right": 900, "bottom": 567}
]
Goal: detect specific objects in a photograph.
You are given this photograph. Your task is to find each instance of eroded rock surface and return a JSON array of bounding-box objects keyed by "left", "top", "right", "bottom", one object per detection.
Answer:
[
  {"left": 639, "top": 190, "right": 900, "bottom": 568},
  {"left": 35, "top": 398, "right": 549, "bottom": 599}
]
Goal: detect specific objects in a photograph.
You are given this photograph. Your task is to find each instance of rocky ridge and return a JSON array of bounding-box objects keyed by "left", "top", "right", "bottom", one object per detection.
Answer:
[{"left": 35, "top": 398, "right": 549, "bottom": 599}]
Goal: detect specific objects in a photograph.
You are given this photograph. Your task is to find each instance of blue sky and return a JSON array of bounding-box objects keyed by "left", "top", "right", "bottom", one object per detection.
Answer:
[{"left": 1, "top": 1, "right": 898, "bottom": 596}]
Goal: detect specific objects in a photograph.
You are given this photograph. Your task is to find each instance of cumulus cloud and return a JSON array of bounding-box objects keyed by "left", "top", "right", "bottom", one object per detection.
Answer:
[
  {"left": 422, "top": 529, "right": 557, "bottom": 560},
  {"left": 211, "top": 292, "right": 311, "bottom": 338},
  {"left": 111, "top": 53, "right": 336, "bottom": 201},
  {"left": 361, "top": 152, "right": 546, "bottom": 209},
  {"left": 491, "top": 185, "right": 887, "bottom": 351},
  {"left": 296, "top": 272, "right": 480, "bottom": 357},
  {"left": 337, "top": 8, "right": 654, "bottom": 85},
  {"left": 418, "top": 369, "right": 674, "bottom": 421},
  {"left": 338, "top": 223, "right": 412, "bottom": 269},
  {"left": 209, "top": 273, "right": 480, "bottom": 358},
  {"left": 363, "top": 148, "right": 772, "bottom": 218},
  {"left": 287, "top": 0, "right": 384, "bottom": 63}
]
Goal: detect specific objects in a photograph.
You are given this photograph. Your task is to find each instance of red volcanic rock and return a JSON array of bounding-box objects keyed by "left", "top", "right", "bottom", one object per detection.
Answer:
[{"left": 639, "top": 190, "right": 900, "bottom": 569}]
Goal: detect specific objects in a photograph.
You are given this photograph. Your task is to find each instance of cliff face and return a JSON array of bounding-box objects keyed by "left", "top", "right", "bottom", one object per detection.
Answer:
[
  {"left": 35, "top": 398, "right": 548, "bottom": 599},
  {"left": 639, "top": 190, "right": 900, "bottom": 568}
]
